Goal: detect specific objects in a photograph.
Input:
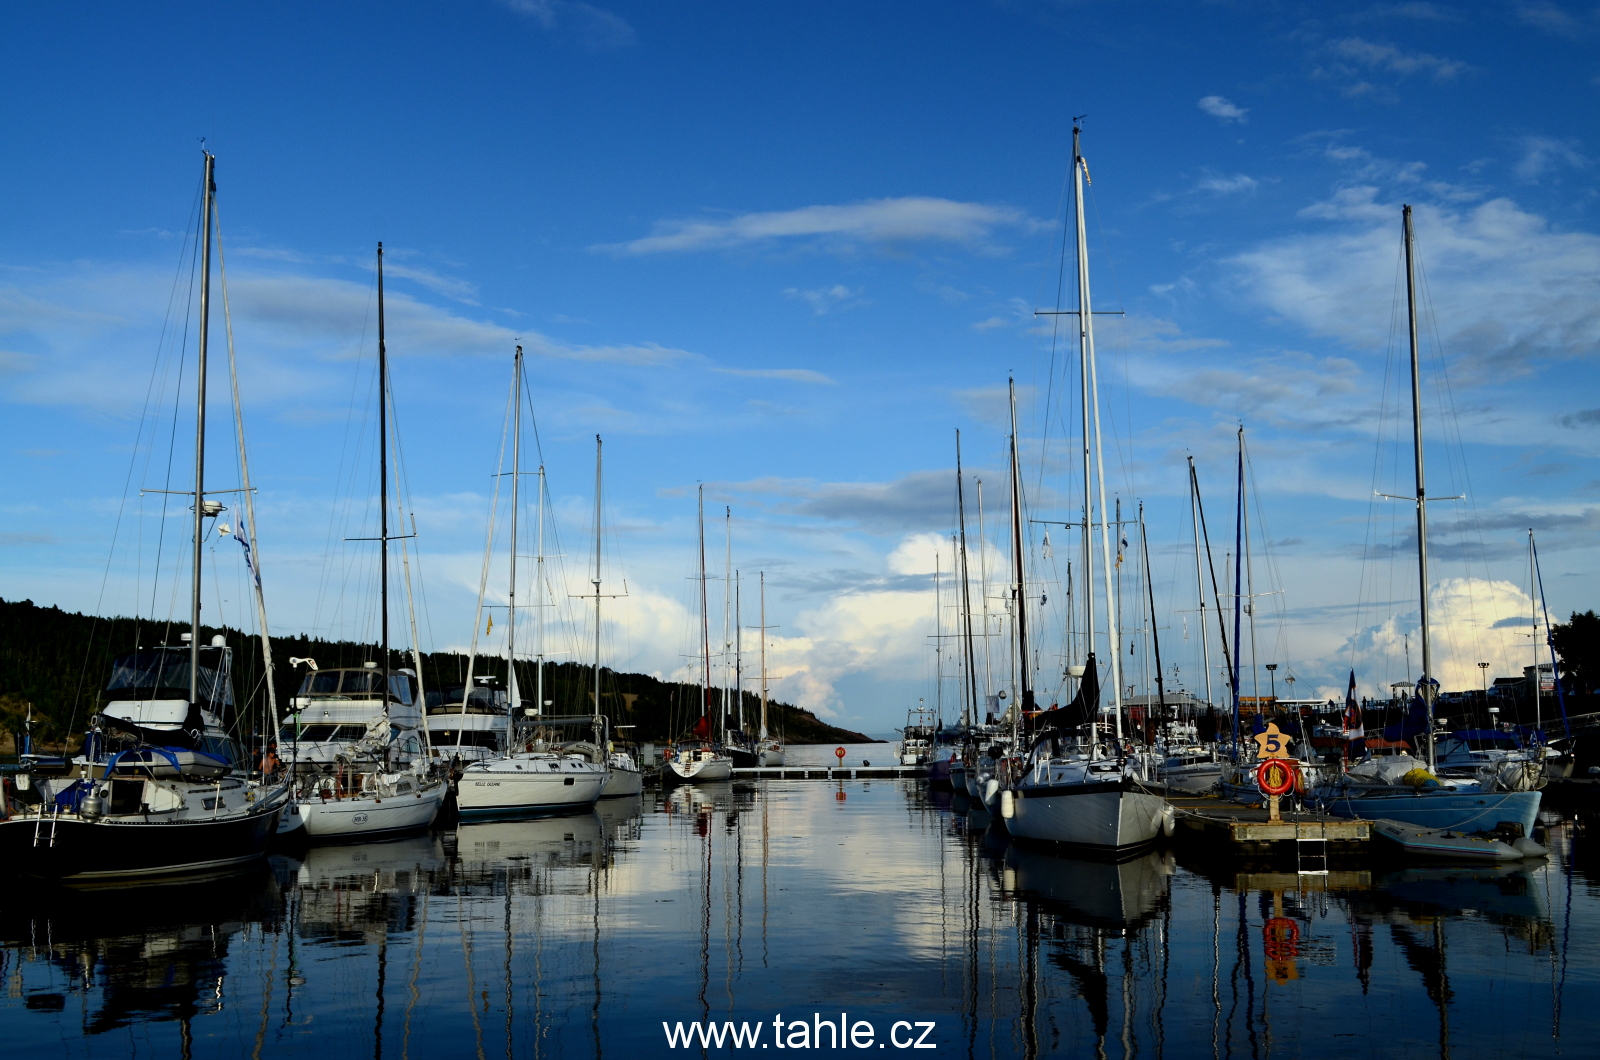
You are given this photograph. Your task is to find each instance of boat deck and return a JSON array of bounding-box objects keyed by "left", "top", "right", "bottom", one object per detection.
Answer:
[{"left": 1167, "top": 794, "right": 1370, "bottom": 856}]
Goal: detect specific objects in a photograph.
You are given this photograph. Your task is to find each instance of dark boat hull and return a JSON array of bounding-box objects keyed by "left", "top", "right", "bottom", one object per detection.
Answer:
[{"left": 0, "top": 807, "right": 282, "bottom": 880}]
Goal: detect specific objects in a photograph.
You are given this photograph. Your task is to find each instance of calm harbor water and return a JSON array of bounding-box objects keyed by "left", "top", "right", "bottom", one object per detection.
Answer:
[{"left": 3, "top": 755, "right": 1596, "bottom": 1058}]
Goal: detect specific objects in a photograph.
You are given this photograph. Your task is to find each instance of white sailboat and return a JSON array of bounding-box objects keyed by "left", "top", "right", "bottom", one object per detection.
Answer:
[
  {"left": 455, "top": 346, "right": 606, "bottom": 817},
  {"left": 1004, "top": 124, "right": 1169, "bottom": 854},
  {"left": 665, "top": 487, "right": 733, "bottom": 783},
  {"left": 1309, "top": 206, "right": 1542, "bottom": 838},
  {"left": 288, "top": 244, "right": 448, "bottom": 840},
  {"left": 583, "top": 434, "right": 644, "bottom": 798},
  {"left": 754, "top": 572, "right": 785, "bottom": 766}
]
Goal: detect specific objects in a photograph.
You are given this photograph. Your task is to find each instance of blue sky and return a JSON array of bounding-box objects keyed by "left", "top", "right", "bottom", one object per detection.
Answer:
[{"left": 3, "top": 1, "right": 1599, "bottom": 732}]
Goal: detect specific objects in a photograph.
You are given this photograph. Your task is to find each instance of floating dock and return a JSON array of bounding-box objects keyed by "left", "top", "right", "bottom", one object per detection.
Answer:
[
  {"left": 732, "top": 765, "right": 928, "bottom": 780},
  {"left": 1167, "top": 794, "right": 1370, "bottom": 860}
]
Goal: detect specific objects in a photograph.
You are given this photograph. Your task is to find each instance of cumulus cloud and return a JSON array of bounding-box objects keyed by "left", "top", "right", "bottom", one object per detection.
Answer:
[
  {"left": 1198, "top": 95, "right": 1249, "bottom": 123},
  {"left": 596, "top": 197, "right": 1038, "bottom": 256},
  {"left": 1335, "top": 577, "right": 1537, "bottom": 696}
]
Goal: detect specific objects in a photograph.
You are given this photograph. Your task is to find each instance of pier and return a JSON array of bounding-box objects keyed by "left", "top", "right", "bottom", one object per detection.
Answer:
[{"left": 1166, "top": 794, "right": 1370, "bottom": 859}]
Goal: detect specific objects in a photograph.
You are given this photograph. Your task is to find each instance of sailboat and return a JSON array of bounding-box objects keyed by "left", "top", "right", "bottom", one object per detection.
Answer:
[
  {"left": 583, "top": 435, "right": 644, "bottom": 798},
  {"left": 1003, "top": 125, "right": 1170, "bottom": 853},
  {"left": 286, "top": 244, "right": 448, "bottom": 840},
  {"left": 455, "top": 347, "right": 607, "bottom": 817},
  {"left": 0, "top": 153, "right": 290, "bottom": 876},
  {"left": 664, "top": 487, "right": 734, "bottom": 783},
  {"left": 1310, "top": 206, "right": 1543, "bottom": 837},
  {"left": 754, "top": 571, "right": 785, "bottom": 766}
]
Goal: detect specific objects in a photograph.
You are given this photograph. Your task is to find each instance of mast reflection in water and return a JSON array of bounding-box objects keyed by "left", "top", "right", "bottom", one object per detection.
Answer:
[{"left": 1, "top": 773, "right": 1594, "bottom": 1059}]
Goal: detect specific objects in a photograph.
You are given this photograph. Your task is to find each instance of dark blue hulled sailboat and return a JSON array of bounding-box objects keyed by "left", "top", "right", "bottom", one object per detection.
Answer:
[{"left": 0, "top": 154, "right": 287, "bottom": 878}]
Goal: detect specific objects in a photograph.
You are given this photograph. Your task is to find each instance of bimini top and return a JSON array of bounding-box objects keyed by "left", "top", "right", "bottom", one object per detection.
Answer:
[{"left": 106, "top": 646, "right": 233, "bottom": 709}]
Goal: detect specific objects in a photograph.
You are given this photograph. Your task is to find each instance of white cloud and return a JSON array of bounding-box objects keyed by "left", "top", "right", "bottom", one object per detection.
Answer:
[
  {"left": 597, "top": 197, "right": 1037, "bottom": 256},
  {"left": 1198, "top": 172, "right": 1259, "bottom": 195},
  {"left": 783, "top": 284, "right": 867, "bottom": 315},
  {"left": 1334, "top": 577, "right": 1537, "bottom": 696},
  {"left": 1231, "top": 191, "right": 1600, "bottom": 380},
  {"left": 1197, "top": 95, "right": 1249, "bottom": 123},
  {"left": 1514, "top": 135, "right": 1588, "bottom": 182},
  {"left": 1325, "top": 36, "right": 1470, "bottom": 80},
  {"left": 498, "top": 0, "right": 635, "bottom": 49},
  {"left": 713, "top": 367, "right": 838, "bottom": 385}
]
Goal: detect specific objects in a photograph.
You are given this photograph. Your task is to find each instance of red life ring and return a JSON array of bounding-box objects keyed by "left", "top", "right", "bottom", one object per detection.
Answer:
[
  {"left": 1262, "top": 917, "right": 1300, "bottom": 961},
  {"left": 1256, "top": 758, "right": 1296, "bottom": 797}
]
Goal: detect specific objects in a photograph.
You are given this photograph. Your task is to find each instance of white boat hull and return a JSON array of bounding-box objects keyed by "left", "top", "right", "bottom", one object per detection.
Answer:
[
  {"left": 758, "top": 748, "right": 786, "bottom": 767},
  {"left": 1007, "top": 781, "right": 1168, "bottom": 853},
  {"left": 666, "top": 755, "right": 732, "bottom": 783},
  {"left": 456, "top": 760, "right": 605, "bottom": 816},
  {"left": 298, "top": 781, "right": 447, "bottom": 840},
  {"left": 600, "top": 765, "right": 644, "bottom": 798}
]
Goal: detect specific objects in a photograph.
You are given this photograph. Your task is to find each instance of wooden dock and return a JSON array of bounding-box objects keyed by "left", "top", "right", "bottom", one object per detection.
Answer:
[
  {"left": 1167, "top": 794, "right": 1370, "bottom": 857},
  {"left": 731, "top": 766, "right": 928, "bottom": 780}
]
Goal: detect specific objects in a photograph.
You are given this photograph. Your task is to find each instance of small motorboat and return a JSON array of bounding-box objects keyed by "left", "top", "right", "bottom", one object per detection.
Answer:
[{"left": 1371, "top": 818, "right": 1549, "bottom": 862}]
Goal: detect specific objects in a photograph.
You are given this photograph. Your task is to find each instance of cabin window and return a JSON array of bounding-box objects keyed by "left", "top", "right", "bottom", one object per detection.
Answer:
[{"left": 109, "top": 779, "right": 144, "bottom": 814}]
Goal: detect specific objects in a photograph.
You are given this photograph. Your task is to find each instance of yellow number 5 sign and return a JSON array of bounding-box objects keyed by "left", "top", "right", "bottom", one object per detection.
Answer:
[{"left": 1253, "top": 722, "right": 1293, "bottom": 760}]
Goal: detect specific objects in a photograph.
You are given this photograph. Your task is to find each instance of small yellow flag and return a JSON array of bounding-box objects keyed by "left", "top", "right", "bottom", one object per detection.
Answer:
[{"left": 486, "top": 614, "right": 494, "bottom": 635}]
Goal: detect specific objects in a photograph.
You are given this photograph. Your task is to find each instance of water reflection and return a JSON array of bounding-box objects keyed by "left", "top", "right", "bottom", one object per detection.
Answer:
[{"left": 0, "top": 786, "right": 1593, "bottom": 1059}]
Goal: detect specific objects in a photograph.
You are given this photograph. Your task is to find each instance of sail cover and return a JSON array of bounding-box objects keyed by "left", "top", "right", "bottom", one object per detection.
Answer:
[{"left": 1032, "top": 653, "right": 1100, "bottom": 735}]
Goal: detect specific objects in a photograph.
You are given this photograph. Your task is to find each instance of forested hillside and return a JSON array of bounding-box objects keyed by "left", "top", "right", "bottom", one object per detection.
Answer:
[{"left": 0, "top": 597, "right": 875, "bottom": 749}]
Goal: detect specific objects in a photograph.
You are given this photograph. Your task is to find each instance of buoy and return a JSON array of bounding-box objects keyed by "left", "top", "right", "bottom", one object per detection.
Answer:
[{"left": 999, "top": 789, "right": 1015, "bottom": 818}]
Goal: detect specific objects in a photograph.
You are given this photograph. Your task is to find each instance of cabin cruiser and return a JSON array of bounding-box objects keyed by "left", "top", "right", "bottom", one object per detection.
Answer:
[
  {"left": 0, "top": 641, "right": 288, "bottom": 878},
  {"left": 897, "top": 704, "right": 937, "bottom": 766},
  {"left": 424, "top": 677, "right": 509, "bottom": 766}
]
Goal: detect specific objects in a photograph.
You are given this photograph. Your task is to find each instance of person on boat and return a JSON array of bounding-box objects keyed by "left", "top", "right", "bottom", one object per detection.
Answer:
[{"left": 258, "top": 742, "right": 282, "bottom": 779}]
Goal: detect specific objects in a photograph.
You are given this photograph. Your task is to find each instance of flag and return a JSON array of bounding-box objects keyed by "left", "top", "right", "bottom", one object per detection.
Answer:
[
  {"left": 235, "top": 521, "right": 261, "bottom": 591},
  {"left": 1342, "top": 670, "right": 1360, "bottom": 733},
  {"left": 1041, "top": 532, "right": 1052, "bottom": 559},
  {"left": 486, "top": 614, "right": 494, "bottom": 635}
]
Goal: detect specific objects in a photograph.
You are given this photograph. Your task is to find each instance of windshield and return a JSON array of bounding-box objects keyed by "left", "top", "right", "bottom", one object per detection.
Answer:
[
  {"left": 295, "top": 669, "right": 414, "bottom": 704},
  {"left": 106, "top": 649, "right": 233, "bottom": 708},
  {"left": 280, "top": 723, "right": 370, "bottom": 742}
]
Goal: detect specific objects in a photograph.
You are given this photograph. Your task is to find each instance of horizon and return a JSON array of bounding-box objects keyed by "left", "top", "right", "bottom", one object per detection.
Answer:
[{"left": 4, "top": 3, "right": 1598, "bottom": 736}]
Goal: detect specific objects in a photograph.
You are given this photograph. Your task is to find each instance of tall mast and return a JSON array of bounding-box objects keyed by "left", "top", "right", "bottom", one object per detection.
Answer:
[
  {"left": 1243, "top": 432, "right": 1259, "bottom": 710},
  {"left": 1007, "top": 380, "right": 1032, "bottom": 712},
  {"left": 536, "top": 464, "right": 545, "bottom": 717},
  {"left": 593, "top": 435, "right": 603, "bottom": 722},
  {"left": 698, "top": 486, "right": 712, "bottom": 734},
  {"left": 378, "top": 243, "right": 390, "bottom": 717},
  {"left": 735, "top": 571, "right": 743, "bottom": 732},
  {"left": 1231, "top": 432, "right": 1245, "bottom": 748},
  {"left": 1402, "top": 204, "right": 1437, "bottom": 770},
  {"left": 1140, "top": 503, "right": 1168, "bottom": 719},
  {"left": 1529, "top": 529, "right": 1540, "bottom": 735},
  {"left": 1073, "top": 123, "right": 1097, "bottom": 709},
  {"left": 507, "top": 345, "right": 521, "bottom": 729},
  {"left": 724, "top": 507, "right": 733, "bottom": 734},
  {"left": 955, "top": 432, "right": 980, "bottom": 730},
  {"left": 758, "top": 572, "right": 769, "bottom": 740},
  {"left": 977, "top": 480, "right": 993, "bottom": 704},
  {"left": 1074, "top": 123, "right": 1124, "bottom": 741},
  {"left": 189, "top": 151, "right": 215, "bottom": 705},
  {"left": 1187, "top": 458, "right": 1214, "bottom": 713}
]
